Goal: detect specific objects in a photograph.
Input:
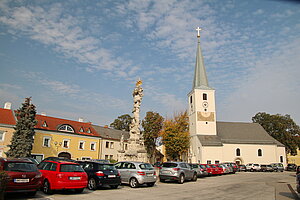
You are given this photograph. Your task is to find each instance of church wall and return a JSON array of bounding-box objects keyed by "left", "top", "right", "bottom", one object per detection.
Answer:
[
  {"left": 190, "top": 136, "right": 203, "bottom": 163},
  {"left": 277, "top": 146, "right": 287, "bottom": 166},
  {"left": 222, "top": 143, "right": 285, "bottom": 165},
  {"left": 202, "top": 146, "right": 223, "bottom": 164}
]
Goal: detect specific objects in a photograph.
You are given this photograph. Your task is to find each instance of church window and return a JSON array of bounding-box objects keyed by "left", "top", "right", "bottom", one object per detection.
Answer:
[
  {"left": 190, "top": 96, "right": 192, "bottom": 103},
  {"left": 207, "top": 160, "right": 211, "bottom": 164},
  {"left": 125, "top": 144, "right": 128, "bottom": 150},
  {"left": 203, "top": 93, "right": 207, "bottom": 100},
  {"left": 106, "top": 141, "right": 109, "bottom": 148},
  {"left": 110, "top": 142, "right": 114, "bottom": 149},
  {"left": 258, "top": 149, "right": 262, "bottom": 156},
  {"left": 280, "top": 156, "right": 283, "bottom": 163},
  {"left": 58, "top": 124, "right": 75, "bottom": 133},
  {"left": 236, "top": 148, "right": 241, "bottom": 156}
]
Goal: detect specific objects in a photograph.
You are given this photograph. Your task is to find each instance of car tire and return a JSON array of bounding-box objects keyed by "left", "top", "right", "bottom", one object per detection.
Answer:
[
  {"left": 178, "top": 174, "right": 185, "bottom": 184},
  {"left": 74, "top": 188, "right": 84, "bottom": 193},
  {"left": 160, "top": 178, "right": 166, "bottom": 182},
  {"left": 110, "top": 185, "right": 118, "bottom": 189},
  {"left": 88, "top": 178, "right": 97, "bottom": 190},
  {"left": 43, "top": 180, "right": 53, "bottom": 195},
  {"left": 129, "top": 177, "right": 139, "bottom": 188},
  {"left": 192, "top": 173, "right": 197, "bottom": 181}
]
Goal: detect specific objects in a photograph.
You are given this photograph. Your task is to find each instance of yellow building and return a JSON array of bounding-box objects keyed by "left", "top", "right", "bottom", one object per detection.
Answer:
[
  {"left": 287, "top": 149, "right": 300, "bottom": 166},
  {"left": 0, "top": 107, "right": 16, "bottom": 157}
]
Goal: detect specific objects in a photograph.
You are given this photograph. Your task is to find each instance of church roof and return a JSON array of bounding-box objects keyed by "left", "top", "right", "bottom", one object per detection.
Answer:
[
  {"left": 192, "top": 37, "right": 213, "bottom": 90},
  {"left": 198, "top": 121, "right": 285, "bottom": 147},
  {"left": 92, "top": 125, "right": 130, "bottom": 141}
]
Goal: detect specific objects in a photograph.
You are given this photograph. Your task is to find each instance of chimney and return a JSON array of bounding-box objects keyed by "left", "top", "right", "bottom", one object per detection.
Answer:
[
  {"left": 79, "top": 118, "right": 84, "bottom": 122},
  {"left": 4, "top": 102, "right": 12, "bottom": 109},
  {"left": 41, "top": 112, "right": 46, "bottom": 116}
]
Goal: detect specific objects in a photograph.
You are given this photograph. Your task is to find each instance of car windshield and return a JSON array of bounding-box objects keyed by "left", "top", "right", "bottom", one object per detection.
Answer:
[
  {"left": 162, "top": 163, "right": 178, "bottom": 168},
  {"left": 139, "top": 163, "right": 154, "bottom": 170},
  {"left": 4, "top": 162, "right": 38, "bottom": 172},
  {"left": 60, "top": 164, "right": 84, "bottom": 172},
  {"left": 206, "top": 165, "right": 211, "bottom": 168},
  {"left": 96, "top": 164, "right": 116, "bottom": 171}
]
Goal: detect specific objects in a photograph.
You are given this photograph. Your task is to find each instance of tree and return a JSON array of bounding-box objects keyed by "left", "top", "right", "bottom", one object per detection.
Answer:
[
  {"left": 160, "top": 111, "right": 190, "bottom": 161},
  {"left": 142, "top": 111, "right": 164, "bottom": 163},
  {"left": 110, "top": 114, "right": 132, "bottom": 131},
  {"left": 6, "top": 97, "right": 37, "bottom": 158},
  {"left": 252, "top": 112, "right": 300, "bottom": 155}
]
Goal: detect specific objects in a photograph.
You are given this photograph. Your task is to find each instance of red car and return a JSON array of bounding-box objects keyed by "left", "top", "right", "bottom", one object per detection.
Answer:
[
  {"left": 0, "top": 157, "right": 42, "bottom": 196},
  {"left": 209, "top": 164, "right": 223, "bottom": 175},
  {"left": 202, "top": 164, "right": 213, "bottom": 176},
  {"left": 38, "top": 158, "right": 88, "bottom": 194}
]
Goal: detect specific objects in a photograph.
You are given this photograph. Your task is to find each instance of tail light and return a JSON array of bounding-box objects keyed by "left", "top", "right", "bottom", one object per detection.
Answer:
[
  {"left": 95, "top": 171, "right": 104, "bottom": 176},
  {"left": 153, "top": 171, "right": 156, "bottom": 175},
  {"left": 173, "top": 168, "right": 180, "bottom": 171},
  {"left": 137, "top": 171, "right": 145, "bottom": 176},
  {"left": 117, "top": 171, "right": 121, "bottom": 176}
]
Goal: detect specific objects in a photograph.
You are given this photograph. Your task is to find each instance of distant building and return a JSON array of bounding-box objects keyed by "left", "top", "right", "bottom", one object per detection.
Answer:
[{"left": 188, "top": 28, "right": 286, "bottom": 166}]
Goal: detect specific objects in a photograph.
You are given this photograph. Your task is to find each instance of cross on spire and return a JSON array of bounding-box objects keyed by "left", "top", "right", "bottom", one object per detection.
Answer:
[{"left": 196, "top": 27, "right": 202, "bottom": 38}]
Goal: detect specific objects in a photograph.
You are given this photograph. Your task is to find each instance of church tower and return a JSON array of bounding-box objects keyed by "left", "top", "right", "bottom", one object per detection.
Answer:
[{"left": 188, "top": 27, "right": 217, "bottom": 136}]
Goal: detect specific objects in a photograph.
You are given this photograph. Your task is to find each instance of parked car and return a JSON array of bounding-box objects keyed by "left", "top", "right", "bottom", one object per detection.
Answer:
[
  {"left": 20, "top": 157, "right": 40, "bottom": 165},
  {"left": 203, "top": 164, "right": 213, "bottom": 176},
  {"left": 238, "top": 164, "right": 246, "bottom": 172},
  {"left": 159, "top": 162, "right": 197, "bottom": 184},
  {"left": 219, "top": 164, "right": 230, "bottom": 174},
  {"left": 190, "top": 164, "right": 206, "bottom": 177},
  {"left": 296, "top": 166, "right": 300, "bottom": 175},
  {"left": 286, "top": 163, "right": 297, "bottom": 171},
  {"left": 198, "top": 164, "right": 209, "bottom": 177},
  {"left": 246, "top": 163, "right": 260, "bottom": 172},
  {"left": 0, "top": 157, "right": 42, "bottom": 196},
  {"left": 114, "top": 161, "right": 156, "bottom": 188},
  {"left": 38, "top": 159, "right": 88, "bottom": 194},
  {"left": 297, "top": 173, "right": 300, "bottom": 193},
  {"left": 78, "top": 160, "right": 121, "bottom": 190},
  {"left": 270, "top": 163, "right": 284, "bottom": 172},
  {"left": 223, "top": 162, "right": 238, "bottom": 173},
  {"left": 221, "top": 163, "right": 234, "bottom": 174},
  {"left": 260, "top": 164, "right": 274, "bottom": 172},
  {"left": 209, "top": 164, "right": 222, "bottom": 175}
]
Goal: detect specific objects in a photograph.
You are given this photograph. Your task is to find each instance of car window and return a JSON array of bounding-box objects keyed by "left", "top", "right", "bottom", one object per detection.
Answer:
[
  {"left": 4, "top": 162, "right": 38, "bottom": 172},
  {"left": 96, "top": 164, "right": 116, "bottom": 171},
  {"left": 49, "top": 163, "right": 57, "bottom": 171},
  {"left": 179, "top": 163, "right": 187, "bottom": 168},
  {"left": 162, "top": 163, "right": 178, "bottom": 168},
  {"left": 60, "top": 164, "right": 84, "bottom": 172},
  {"left": 114, "top": 162, "right": 123, "bottom": 169},
  {"left": 129, "top": 163, "right": 136, "bottom": 169},
  {"left": 82, "top": 163, "right": 93, "bottom": 170},
  {"left": 139, "top": 163, "right": 154, "bottom": 170},
  {"left": 37, "top": 162, "right": 47, "bottom": 170},
  {"left": 40, "top": 162, "right": 52, "bottom": 170}
]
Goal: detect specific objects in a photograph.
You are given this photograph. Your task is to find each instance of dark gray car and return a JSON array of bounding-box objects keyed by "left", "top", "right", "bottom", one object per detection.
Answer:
[{"left": 159, "top": 162, "right": 197, "bottom": 184}]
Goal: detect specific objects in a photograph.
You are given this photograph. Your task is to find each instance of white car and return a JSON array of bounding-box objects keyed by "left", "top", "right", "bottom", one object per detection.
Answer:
[{"left": 246, "top": 163, "right": 261, "bottom": 172}]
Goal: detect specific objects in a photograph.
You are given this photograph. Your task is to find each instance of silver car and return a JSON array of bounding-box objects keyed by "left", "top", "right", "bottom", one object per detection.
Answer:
[
  {"left": 114, "top": 161, "right": 157, "bottom": 188},
  {"left": 159, "top": 162, "right": 197, "bottom": 184}
]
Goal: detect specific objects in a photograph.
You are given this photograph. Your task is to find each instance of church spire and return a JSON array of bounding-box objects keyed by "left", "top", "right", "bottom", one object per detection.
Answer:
[{"left": 193, "top": 27, "right": 211, "bottom": 90}]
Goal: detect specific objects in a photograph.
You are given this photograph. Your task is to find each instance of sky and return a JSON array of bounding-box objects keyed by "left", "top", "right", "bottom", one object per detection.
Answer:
[{"left": 0, "top": 0, "right": 300, "bottom": 126}]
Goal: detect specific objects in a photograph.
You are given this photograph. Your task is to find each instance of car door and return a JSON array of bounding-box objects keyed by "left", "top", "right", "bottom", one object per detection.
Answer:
[
  {"left": 115, "top": 162, "right": 128, "bottom": 183},
  {"left": 38, "top": 162, "right": 57, "bottom": 185},
  {"left": 185, "top": 163, "right": 194, "bottom": 179}
]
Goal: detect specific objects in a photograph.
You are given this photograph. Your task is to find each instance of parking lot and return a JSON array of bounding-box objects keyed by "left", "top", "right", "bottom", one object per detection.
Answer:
[{"left": 5, "top": 171, "right": 299, "bottom": 200}]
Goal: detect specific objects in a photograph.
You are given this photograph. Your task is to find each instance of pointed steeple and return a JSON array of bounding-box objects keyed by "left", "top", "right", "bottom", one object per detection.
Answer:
[{"left": 193, "top": 27, "right": 212, "bottom": 90}]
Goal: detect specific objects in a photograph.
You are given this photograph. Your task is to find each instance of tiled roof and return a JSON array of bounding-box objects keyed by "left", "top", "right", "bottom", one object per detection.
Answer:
[
  {"left": 0, "top": 108, "right": 16, "bottom": 125},
  {"left": 92, "top": 125, "right": 129, "bottom": 141},
  {"left": 35, "top": 114, "right": 100, "bottom": 137}
]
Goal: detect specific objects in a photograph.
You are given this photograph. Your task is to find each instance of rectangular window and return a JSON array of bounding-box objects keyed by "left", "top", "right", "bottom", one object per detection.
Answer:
[
  {"left": 190, "top": 96, "right": 192, "bottom": 103},
  {"left": 207, "top": 160, "right": 211, "bottom": 164},
  {"left": 106, "top": 141, "right": 109, "bottom": 148},
  {"left": 43, "top": 137, "right": 51, "bottom": 147},
  {"left": 203, "top": 93, "right": 207, "bottom": 100},
  {"left": 79, "top": 141, "right": 85, "bottom": 150},
  {"left": 125, "top": 144, "right": 128, "bottom": 150},
  {"left": 110, "top": 155, "right": 113, "bottom": 160},
  {"left": 110, "top": 142, "right": 114, "bottom": 149},
  {"left": 105, "top": 155, "right": 109, "bottom": 160},
  {"left": 63, "top": 139, "right": 70, "bottom": 149},
  {"left": 81, "top": 157, "right": 91, "bottom": 160},
  {"left": 215, "top": 160, "right": 219, "bottom": 164},
  {"left": 0, "top": 131, "right": 5, "bottom": 141},
  {"left": 280, "top": 156, "right": 283, "bottom": 163},
  {"left": 90, "top": 142, "right": 96, "bottom": 151}
]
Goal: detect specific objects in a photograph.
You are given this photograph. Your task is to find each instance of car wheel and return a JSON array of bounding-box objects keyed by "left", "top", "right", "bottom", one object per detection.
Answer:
[
  {"left": 129, "top": 177, "right": 139, "bottom": 188},
  {"left": 146, "top": 182, "right": 155, "bottom": 187},
  {"left": 192, "top": 173, "right": 197, "bottom": 181},
  {"left": 110, "top": 185, "right": 118, "bottom": 189},
  {"left": 178, "top": 174, "right": 185, "bottom": 184},
  {"left": 88, "top": 178, "right": 97, "bottom": 190},
  {"left": 160, "top": 178, "right": 165, "bottom": 182},
  {"left": 74, "top": 188, "right": 84, "bottom": 193},
  {"left": 43, "top": 180, "right": 53, "bottom": 194}
]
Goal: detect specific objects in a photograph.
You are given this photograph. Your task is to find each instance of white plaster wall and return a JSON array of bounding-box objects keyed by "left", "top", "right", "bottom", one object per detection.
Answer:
[
  {"left": 202, "top": 146, "right": 223, "bottom": 164},
  {"left": 100, "top": 139, "right": 121, "bottom": 160}
]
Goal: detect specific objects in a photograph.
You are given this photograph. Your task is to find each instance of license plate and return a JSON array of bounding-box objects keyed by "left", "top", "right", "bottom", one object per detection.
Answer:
[
  {"left": 146, "top": 173, "right": 153, "bottom": 177},
  {"left": 108, "top": 175, "right": 116, "bottom": 178},
  {"left": 69, "top": 177, "right": 81, "bottom": 180},
  {"left": 14, "top": 179, "right": 29, "bottom": 183}
]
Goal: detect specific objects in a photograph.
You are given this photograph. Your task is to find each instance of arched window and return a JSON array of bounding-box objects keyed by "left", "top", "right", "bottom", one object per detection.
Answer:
[
  {"left": 203, "top": 93, "right": 207, "bottom": 100},
  {"left": 258, "top": 149, "right": 262, "bottom": 156},
  {"left": 236, "top": 148, "right": 241, "bottom": 156},
  {"left": 58, "top": 124, "right": 74, "bottom": 133}
]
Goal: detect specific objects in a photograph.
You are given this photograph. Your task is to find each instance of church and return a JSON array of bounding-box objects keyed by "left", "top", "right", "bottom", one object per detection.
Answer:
[{"left": 188, "top": 28, "right": 286, "bottom": 166}]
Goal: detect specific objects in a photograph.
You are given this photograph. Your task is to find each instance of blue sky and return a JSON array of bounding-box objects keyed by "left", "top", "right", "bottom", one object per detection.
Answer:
[{"left": 0, "top": 0, "right": 300, "bottom": 126}]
